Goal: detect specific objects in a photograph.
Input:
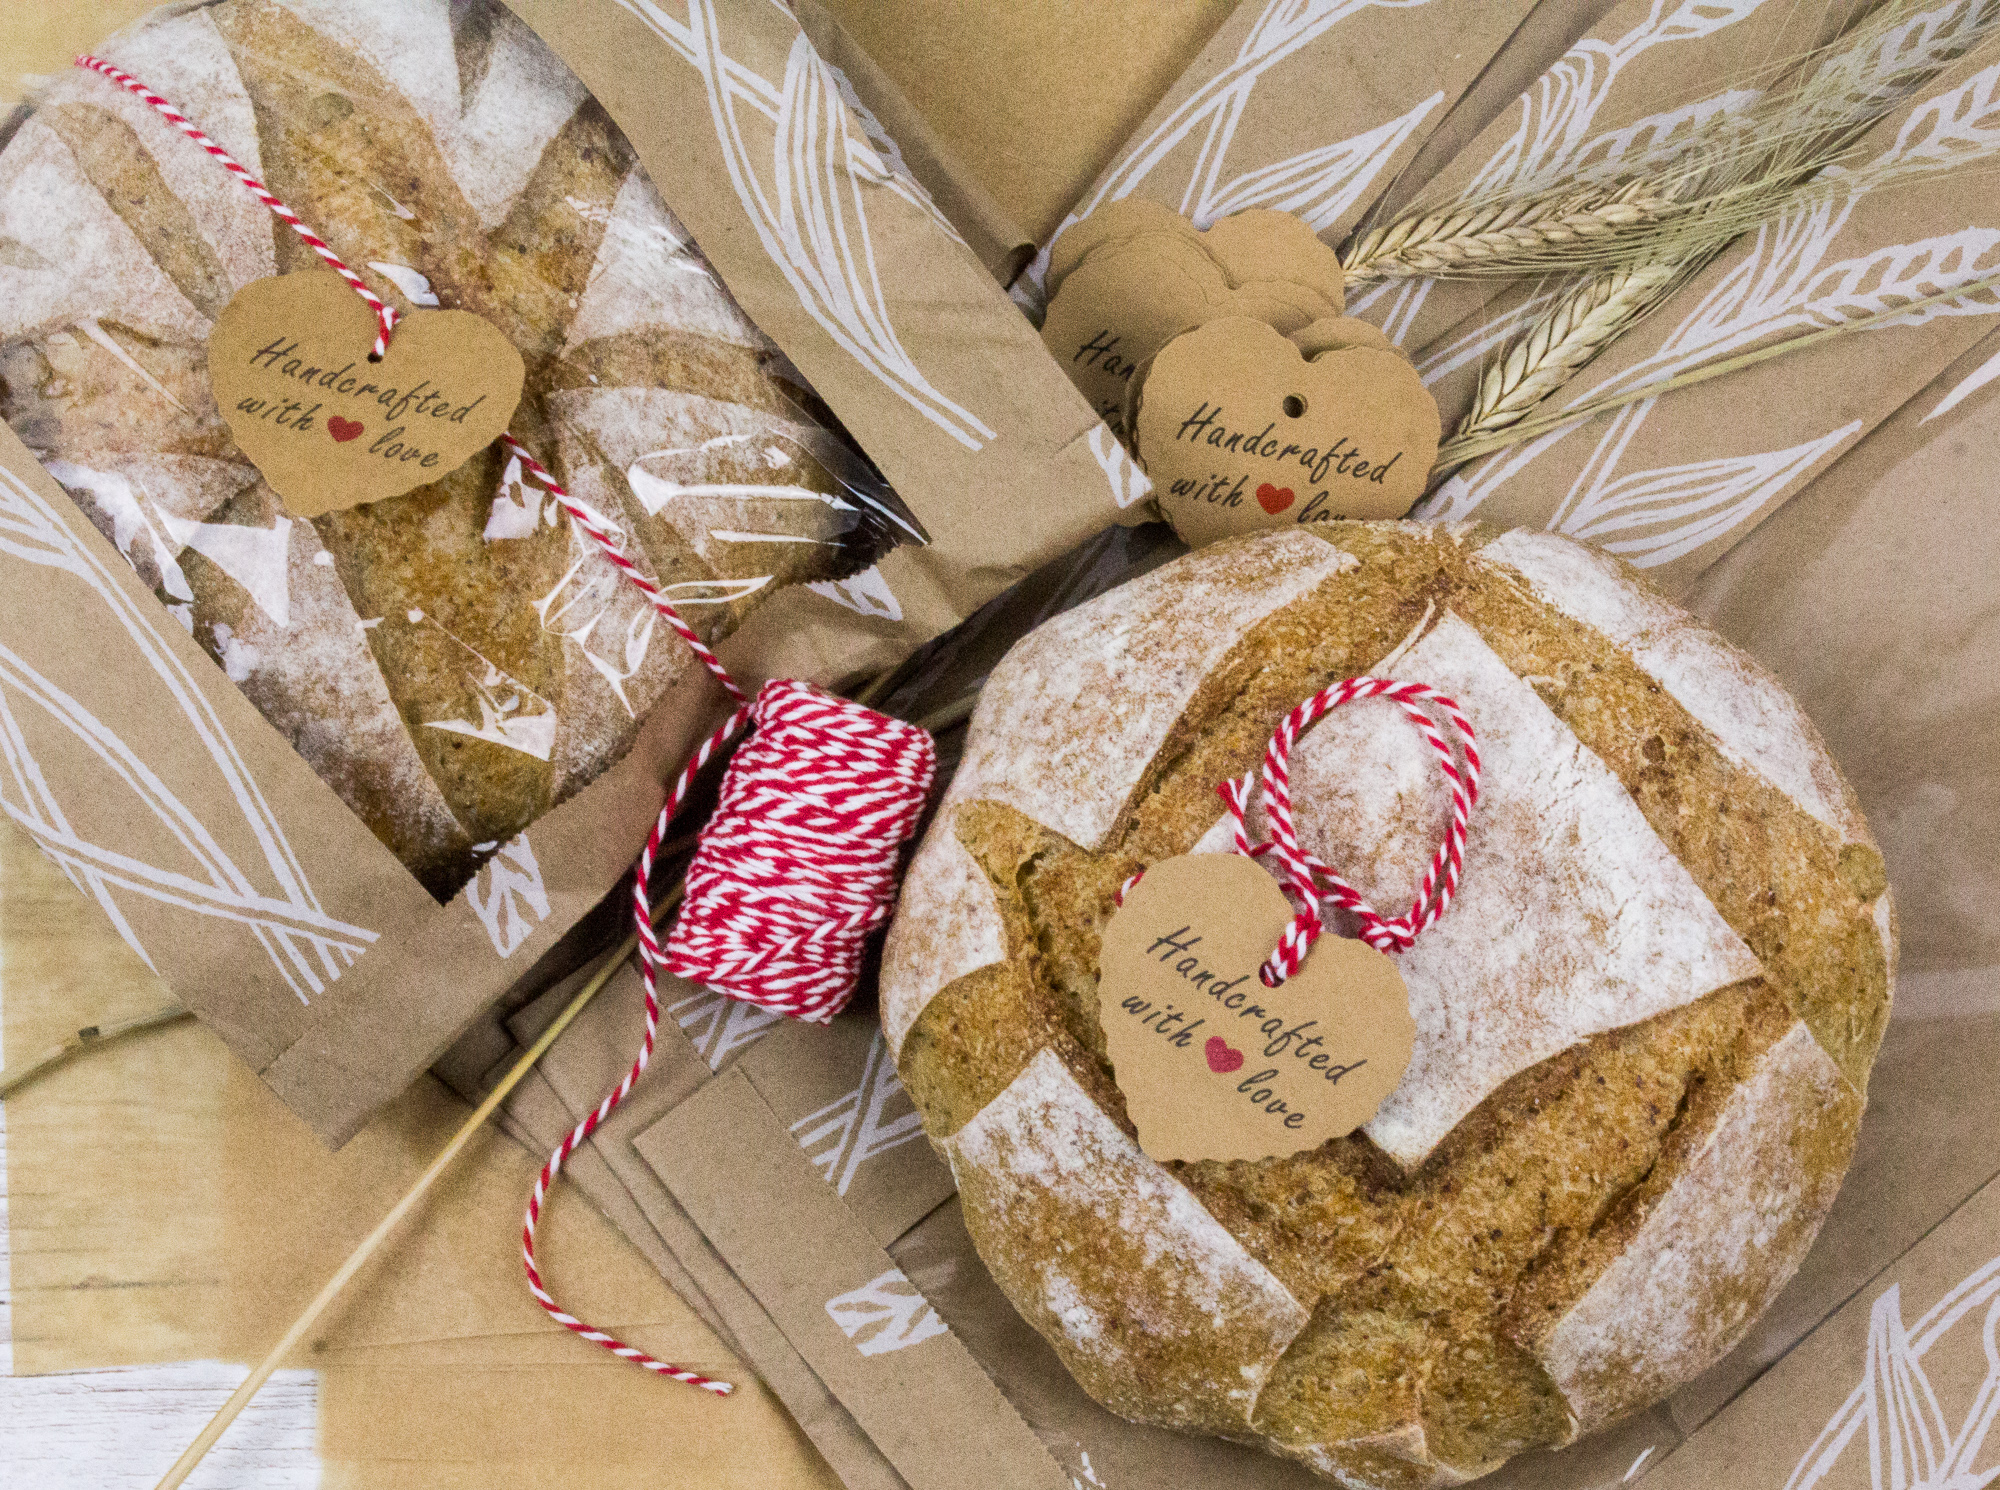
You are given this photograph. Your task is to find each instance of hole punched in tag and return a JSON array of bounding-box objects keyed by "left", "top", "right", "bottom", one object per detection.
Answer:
[{"left": 1283, "top": 394, "right": 1308, "bottom": 418}]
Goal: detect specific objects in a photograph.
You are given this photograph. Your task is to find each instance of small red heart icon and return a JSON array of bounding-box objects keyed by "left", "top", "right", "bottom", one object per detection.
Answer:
[
  {"left": 1205, "top": 1036, "right": 1245, "bottom": 1074},
  {"left": 1256, "top": 482, "right": 1294, "bottom": 515},
  {"left": 327, "top": 416, "right": 365, "bottom": 443}
]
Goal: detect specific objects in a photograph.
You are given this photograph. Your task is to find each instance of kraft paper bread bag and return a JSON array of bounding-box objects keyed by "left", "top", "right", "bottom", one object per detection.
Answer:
[
  {"left": 1353, "top": 0, "right": 1873, "bottom": 402},
  {"left": 1017, "top": 0, "right": 1551, "bottom": 320},
  {"left": 811, "top": 0, "right": 1244, "bottom": 250},
  {"left": 0, "top": 0, "right": 1134, "bottom": 1146},
  {"left": 1415, "top": 40, "right": 2000, "bottom": 593},
  {"left": 786, "top": 0, "right": 1033, "bottom": 284}
]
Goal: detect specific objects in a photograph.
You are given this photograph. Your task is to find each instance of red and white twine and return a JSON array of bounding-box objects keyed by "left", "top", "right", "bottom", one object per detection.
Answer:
[
  {"left": 1228, "top": 679, "right": 1479, "bottom": 983},
  {"left": 1117, "top": 679, "right": 1480, "bottom": 986},
  {"left": 79, "top": 57, "right": 938, "bottom": 1397},
  {"left": 667, "top": 682, "right": 935, "bottom": 1020},
  {"left": 78, "top": 54, "right": 401, "bottom": 359}
]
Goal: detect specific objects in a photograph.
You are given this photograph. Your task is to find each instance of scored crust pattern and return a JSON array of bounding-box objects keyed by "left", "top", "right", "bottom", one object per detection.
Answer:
[
  {"left": 0, "top": 0, "right": 916, "bottom": 898},
  {"left": 883, "top": 523, "right": 1893, "bottom": 1487}
]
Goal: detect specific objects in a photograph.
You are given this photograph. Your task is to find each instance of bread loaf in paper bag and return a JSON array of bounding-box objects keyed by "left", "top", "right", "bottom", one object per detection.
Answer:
[{"left": 0, "top": 0, "right": 919, "bottom": 898}]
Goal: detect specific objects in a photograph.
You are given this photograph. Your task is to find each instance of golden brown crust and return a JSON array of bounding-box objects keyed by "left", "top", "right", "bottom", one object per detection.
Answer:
[{"left": 888, "top": 523, "right": 1891, "bottom": 1483}]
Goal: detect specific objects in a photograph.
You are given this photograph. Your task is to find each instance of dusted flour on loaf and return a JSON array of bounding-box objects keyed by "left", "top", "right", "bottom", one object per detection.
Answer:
[
  {"left": 0, "top": 0, "right": 915, "bottom": 898},
  {"left": 884, "top": 522, "right": 1892, "bottom": 1486}
]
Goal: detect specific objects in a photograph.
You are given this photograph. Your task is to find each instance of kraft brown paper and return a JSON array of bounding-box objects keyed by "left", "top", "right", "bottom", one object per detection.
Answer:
[
  {"left": 638, "top": 1068, "right": 1070, "bottom": 1490},
  {"left": 0, "top": 0, "right": 1133, "bottom": 1145},
  {"left": 1022, "top": 0, "right": 1546, "bottom": 314},
  {"left": 814, "top": 0, "right": 1242, "bottom": 248},
  {"left": 1098, "top": 854, "right": 1413, "bottom": 1162},
  {"left": 787, "top": 0, "right": 1030, "bottom": 283},
  {"left": 1136, "top": 317, "right": 1438, "bottom": 545},
  {"left": 208, "top": 273, "right": 526, "bottom": 518}
]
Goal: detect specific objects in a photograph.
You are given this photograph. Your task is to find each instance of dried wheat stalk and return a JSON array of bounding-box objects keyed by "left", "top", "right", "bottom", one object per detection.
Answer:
[
  {"left": 1400, "top": 0, "right": 2000, "bottom": 462},
  {"left": 1342, "top": 181, "right": 1677, "bottom": 283},
  {"left": 1430, "top": 262, "right": 2000, "bottom": 476},
  {"left": 1452, "top": 259, "right": 1689, "bottom": 441},
  {"left": 1345, "top": 2, "right": 2000, "bottom": 290}
]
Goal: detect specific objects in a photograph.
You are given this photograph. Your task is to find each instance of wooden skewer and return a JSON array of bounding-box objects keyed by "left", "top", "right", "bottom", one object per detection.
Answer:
[
  {"left": 0, "top": 1003, "right": 192, "bottom": 1102},
  {"left": 152, "top": 884, "right": 680, "bottom": 1490},
  {"left": 151, "top": 671, "right": 978, "bottom": 1489}
]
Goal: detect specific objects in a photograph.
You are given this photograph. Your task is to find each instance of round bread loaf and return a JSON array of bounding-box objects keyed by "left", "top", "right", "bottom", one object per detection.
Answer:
[
  {"left": 882, "top": 523, "right": 1894, "bottom": 1486},
  {"left": 0, "top": 0, "right": 909, "bottom": 898}
]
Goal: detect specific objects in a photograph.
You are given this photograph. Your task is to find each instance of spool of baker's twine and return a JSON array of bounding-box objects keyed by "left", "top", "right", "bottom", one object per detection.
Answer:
[
  {"left": 78, "top": 56, "right": 939, "bottom": 1399},
  {"left": 1115, "top": 677, "right": 1480, "bottom": 984}
]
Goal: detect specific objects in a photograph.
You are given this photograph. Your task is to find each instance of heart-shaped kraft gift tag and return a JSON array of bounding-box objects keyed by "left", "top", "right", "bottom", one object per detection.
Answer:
[
  {"left": 210, "top": 272, "right": 525, "bottom": 518},
  {"left": 1099, "top": 854, "right": 1414, "bottom": 1164},
  {"left": 1134, "top": 317, "right": 1440, "bottom": 549}
]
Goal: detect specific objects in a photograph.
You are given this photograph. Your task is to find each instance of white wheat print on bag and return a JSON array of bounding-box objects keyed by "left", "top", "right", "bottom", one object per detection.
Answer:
[
  {"left": 1787, "top": 1255, "right": 2000, "bottom": 1490},
  {"left": 1024, "top": 0, "right": 1540, "bottom": 306},
  {"left": 825, "top": 1268, "right": 951, "bottom": 1357},
  {"left": 1424, "top": 37, "right": 2000, "bottom": 590},
  {"left": 788, "top": 1032, "right": 928, "bottom": 1197},
  {"left": 0, "top": 462, "right": 377, "bottom": 1003},
  {"left": 609, "top": 0, "right": 994, "bottom": 450}
]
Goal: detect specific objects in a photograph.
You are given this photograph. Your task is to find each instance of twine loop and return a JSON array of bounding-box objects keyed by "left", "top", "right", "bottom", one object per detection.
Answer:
[
  {"left": 1220, "top": 678, "right": 1479, "bottom": 985},
  {"left": 78, "top": 54, "right": 401, "bottom": 358}
]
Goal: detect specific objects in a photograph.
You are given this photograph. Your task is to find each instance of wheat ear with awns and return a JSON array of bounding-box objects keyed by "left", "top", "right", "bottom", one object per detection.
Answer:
[
  {"left": 1455, "top": 261, "right": 1692, "bottom": 440},
  {"left": 1342, "top": 0, "right": 2000, "bottom": 290},
  {"left": 1340, "top": 180, "right": 1677, "bottom": 282},
  {"left": 1430, "top": 264, "right": 2000, "bottom": 477}
]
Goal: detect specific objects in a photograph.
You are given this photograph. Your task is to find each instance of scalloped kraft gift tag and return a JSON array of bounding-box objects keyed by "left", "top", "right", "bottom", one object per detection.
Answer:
[
  {"left": 1134, "top": 316, "right": 1440, "bottom": 548},
  {"left": 1040, "top": 237, "right": 1336, "bottom": 427},
  {"left": 1045, "top": 197, "right": 1206, "bottom": 296},
  {"left": 210, "top": 272, "right": 525, "bottom": 519},
  {"left": 1199, "top": 209, "right": 1347, "bottom": 309},
  {"left": 1289, "top": 314, "right": 1400, "bottom": 359},
  {"left": 1119, "top": 313, "right": 1407, "bottom": 436},
  {"left": 1099, "top": 854, "right": 1413, "bottom": 1164},
  {"left": 1046, "top": 201, "right": 1347, "bottom": 311}
]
